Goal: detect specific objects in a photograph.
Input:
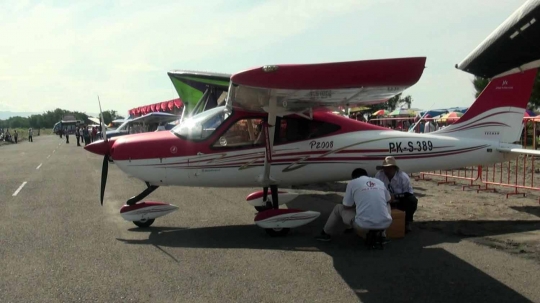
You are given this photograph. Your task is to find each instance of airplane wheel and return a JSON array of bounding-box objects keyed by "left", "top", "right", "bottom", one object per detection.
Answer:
[
  {"left": 265, "top": 228, "right": 290, "bottom": 237},
  {"left": 255, "top": 205, "right": 272, "bottom": 212},
  {"left": 133, "top": 218, "right": 155, "bottom": 228}
]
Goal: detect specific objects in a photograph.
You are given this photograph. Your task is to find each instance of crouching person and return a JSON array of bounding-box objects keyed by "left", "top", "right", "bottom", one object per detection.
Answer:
[
  {"left": 316, "top": 168, "right": 392, "bottom": 242},
  {"left": 375, "top": 156, "right": 418, "bottom": 233}
]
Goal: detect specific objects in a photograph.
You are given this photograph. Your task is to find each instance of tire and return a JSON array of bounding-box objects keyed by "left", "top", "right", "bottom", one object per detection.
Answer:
[
  {"left": 265, "top": 228, "right": 290, "bottom": 237},
  {"left": 133, "top": 218, "right": 155, "bottom": 228},
  {"left": 255, "top": 205, "right": 272, "bottom": 212}
]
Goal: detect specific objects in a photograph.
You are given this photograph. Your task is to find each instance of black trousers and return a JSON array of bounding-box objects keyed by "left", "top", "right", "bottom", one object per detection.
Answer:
[
  {"left": 390, "top": 194, "right": 418, "bottom": 223},
  {"left": 29, "top": 135, "right": 33, "bottom": 142},
  {"left": 76, "top": 135, "right": 80, "bottom": 146}
]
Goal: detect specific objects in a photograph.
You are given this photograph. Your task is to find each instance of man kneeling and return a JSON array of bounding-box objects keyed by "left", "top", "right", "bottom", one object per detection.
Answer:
[{"left": 316, "top": 168, "right": 392, "bottom": 242}]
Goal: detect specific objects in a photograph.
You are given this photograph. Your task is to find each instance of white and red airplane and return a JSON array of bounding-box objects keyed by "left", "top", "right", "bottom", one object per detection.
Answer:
[{"left": 85, "top": 0, "right": 540, "bottom": 236}]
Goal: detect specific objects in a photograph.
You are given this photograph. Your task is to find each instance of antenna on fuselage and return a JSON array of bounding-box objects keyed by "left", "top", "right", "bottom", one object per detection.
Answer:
[{"left": 408, "top": 103, "right": 435, "bottom": 133}]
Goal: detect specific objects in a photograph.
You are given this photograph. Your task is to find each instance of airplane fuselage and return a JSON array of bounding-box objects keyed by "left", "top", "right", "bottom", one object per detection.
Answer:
[{"left": 113, "top": 128, "right": 513, "bottom": 187}]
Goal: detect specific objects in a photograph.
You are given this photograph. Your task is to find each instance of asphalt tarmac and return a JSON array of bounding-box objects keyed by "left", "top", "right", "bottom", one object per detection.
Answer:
[{"left": 1, "top": 135, "right": 540, "bottom": 303}]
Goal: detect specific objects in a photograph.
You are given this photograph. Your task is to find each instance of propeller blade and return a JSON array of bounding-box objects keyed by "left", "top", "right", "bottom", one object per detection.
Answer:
[
  {"left": 97, "top": 95, "right": 108, "bottom": 141},
  {"left": 100, "top": 154, "right": 109, "bottom": 205}
]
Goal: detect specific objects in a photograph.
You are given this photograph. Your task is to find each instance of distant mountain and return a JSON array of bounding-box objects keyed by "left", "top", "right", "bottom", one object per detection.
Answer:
[{"left": 0, "top": 111, "right": 40, "bottom": 120}]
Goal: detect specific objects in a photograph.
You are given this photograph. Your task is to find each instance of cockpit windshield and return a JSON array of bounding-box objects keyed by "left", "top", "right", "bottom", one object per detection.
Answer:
[{"left": 171, "top": 106, "right": 231, "bottom": 140}]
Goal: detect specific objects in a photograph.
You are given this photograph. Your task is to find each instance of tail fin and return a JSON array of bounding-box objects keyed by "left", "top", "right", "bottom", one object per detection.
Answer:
[{"left": 435, "top": 68, "right": 537, "bottom": 143}]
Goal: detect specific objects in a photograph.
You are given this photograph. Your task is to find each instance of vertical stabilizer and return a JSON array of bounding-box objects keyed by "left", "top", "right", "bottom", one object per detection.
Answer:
[{"left": 436, "top": 69, "right": 537, "bottom": 143}]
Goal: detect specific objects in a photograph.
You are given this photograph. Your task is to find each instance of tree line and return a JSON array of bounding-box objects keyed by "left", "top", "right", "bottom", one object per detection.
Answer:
[{"left": 0, "top": 108, "right": 124, "bottom": 129}]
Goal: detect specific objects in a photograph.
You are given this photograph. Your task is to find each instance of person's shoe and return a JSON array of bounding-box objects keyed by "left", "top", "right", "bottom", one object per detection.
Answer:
[
  {"left": 405, "top": 222, "right": 413, "bottom": 233},
  {"left": 315, "top": 231, "right": 332, "bottom": 242}
]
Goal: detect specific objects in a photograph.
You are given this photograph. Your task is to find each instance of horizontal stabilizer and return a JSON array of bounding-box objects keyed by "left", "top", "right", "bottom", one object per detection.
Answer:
[{"left": 497, "top": 147, "right": 540, "bottom": 156}]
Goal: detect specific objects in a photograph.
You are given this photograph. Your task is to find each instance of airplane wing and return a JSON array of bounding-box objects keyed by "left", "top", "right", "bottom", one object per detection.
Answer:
[
  {"left": 456, "top": 0, "right": 540, "bottom": 78},
  {"left": 227, "top": 57, "right": 426, "bottom": 113},
  {"left": 497, "top": 147, "right": 540, "bottom": 156},
  {"left": 167, "top": 70, "right": 231, "bottom": 117}
]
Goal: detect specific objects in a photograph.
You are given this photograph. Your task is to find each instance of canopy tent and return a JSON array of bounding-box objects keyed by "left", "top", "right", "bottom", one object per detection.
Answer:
[
  {"left": 456, "top": 0, "right": 540, "bottom": 78},
  {"left": 437, "top": 112, "right": 464, "bottom": 123},
  {"left": 418, "top": 109, "right": 449, "bottom": 118},
  {"left": 389, "top": 108, "right": 416, "bottom": 116},
  {"left": 372, "top": 109, "right": 388, "bottom": 116},
  {"left": 87, "top": 117, "right": 100, "bottom": 124},
  {"left": 349, "top": 106, "right": 370, "bottom": 113},
  {"left": 130, "top": 112, "right": 181, "bottom": 125},
  {"left": 128, "top": 98, "right": 183, "bottom": 118},
  {"left": 167, "top": 70, "right": 230, "bottom": 118},
  {"left": 446, "top": 107, "right": 468, "bottom": 113}
]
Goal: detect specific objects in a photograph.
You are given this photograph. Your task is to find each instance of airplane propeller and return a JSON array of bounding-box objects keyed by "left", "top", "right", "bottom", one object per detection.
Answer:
[
  {"left": 98, "top": 95, "right": 109, "bottom": 206},
  {"left": 101, "top": 154, "right": 109, "bottom": 205}
]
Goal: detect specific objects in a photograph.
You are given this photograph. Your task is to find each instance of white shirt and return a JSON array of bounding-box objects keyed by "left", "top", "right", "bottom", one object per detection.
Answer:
[
  {"left": 343, "top": 176, "right": 392, "bottom": 229},
  {"left": 424, "top": 122, "right": 434, "bottom": 133},
  {"left": 156, "top": 125, "right": 166, "bottom": 131},
  {"left": 375, "top": 170, "right": 414, "bottom": 195}
]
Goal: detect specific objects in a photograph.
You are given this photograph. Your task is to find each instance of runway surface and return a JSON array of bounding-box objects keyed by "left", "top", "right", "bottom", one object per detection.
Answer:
[{"left": 1, "top": 135, "right": 540, "bottom": 303}]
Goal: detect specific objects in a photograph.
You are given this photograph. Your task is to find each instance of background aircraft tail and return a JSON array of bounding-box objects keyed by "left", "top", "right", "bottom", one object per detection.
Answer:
[{"left": 435, "top": 68, "right": 537, "bottom": 143}]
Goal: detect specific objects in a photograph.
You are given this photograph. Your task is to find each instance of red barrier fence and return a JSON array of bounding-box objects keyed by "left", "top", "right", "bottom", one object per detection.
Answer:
[
  {"left": 414, "top": 155, "right": 540, "bottom": 203},
  {"left": 478, "top": 154, "right": 539, "bottom": 199},
  {"left": 416, "top": 167, "right": 481, "bottom": 190},
  {"left": 409, "top": 118, "right": 540, "bottom": 203}
]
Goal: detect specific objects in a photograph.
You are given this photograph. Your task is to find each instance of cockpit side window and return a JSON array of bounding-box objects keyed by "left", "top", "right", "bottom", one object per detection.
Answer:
[
  {"left": 275, "top": 117, "right": 340, "bottom": 145},
  {"left": 212, "top": 118, "right": 265, "bottom": 149}
]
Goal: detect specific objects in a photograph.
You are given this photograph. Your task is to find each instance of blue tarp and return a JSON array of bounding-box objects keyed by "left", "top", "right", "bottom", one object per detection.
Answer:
[
  {"left": 418, "top": 109, "right": 449, "bottom": 117},
  {"left": 418, "top": 107, "right": 468, "bottom": 117}
]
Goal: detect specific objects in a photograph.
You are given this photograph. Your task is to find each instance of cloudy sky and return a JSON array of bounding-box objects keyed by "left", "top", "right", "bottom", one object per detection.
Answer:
[{"left": 0, "top": 0, "right": 528, "bottom": 116}]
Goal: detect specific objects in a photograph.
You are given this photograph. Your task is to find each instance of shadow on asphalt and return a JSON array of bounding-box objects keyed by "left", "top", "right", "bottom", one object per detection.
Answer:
[
  {"left": 117, "top": 194, "right": 538, "bottom": 303},
  {"left": 511, "top": 206, "right": 540, "bottom": 218}
]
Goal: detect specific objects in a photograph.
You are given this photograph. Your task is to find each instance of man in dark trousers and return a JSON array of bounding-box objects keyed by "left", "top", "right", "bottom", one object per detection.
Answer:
[
  {"left": 75, "top": 127, "right": 81, "bottom": 146},
  {"left": 28, "top": 128, "right": 33, "bottom": 142},
  {"left": 65, "top": 128, "right": 69, "bottom": 144},
  {"left": 83, "top": 126, "right": 90, "bottom": 145},
  {"left": 374, "top": 156, "right": 418, "bottom": 233}
]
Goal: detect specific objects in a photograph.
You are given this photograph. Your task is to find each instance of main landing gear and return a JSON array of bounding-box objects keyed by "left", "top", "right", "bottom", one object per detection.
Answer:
[
  {"left": 263, "top": 185, "right": 289, "bottom": 237},
  {"left": 119, "top": 183, "right": 179, "bottom": 228}
]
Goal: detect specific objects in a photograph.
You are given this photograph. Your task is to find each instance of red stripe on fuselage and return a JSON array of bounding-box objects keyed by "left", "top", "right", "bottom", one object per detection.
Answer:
[{"left": 110, "top": 109, "right": 392, "bottom": 161}]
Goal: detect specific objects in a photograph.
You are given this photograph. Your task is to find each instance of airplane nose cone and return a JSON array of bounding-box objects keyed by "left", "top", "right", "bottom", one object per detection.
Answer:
[{"left": 84, "top": 139, "right": 114, "bottom": 156}]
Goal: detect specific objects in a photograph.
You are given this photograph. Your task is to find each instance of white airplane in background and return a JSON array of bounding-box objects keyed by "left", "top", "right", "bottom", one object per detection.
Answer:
[{"left": 85, "top": 0, "right": 540, "bottom": 237}]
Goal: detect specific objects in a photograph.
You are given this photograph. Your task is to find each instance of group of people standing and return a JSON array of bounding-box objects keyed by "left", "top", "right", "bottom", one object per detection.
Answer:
[
  {"left": 0, "top": 128, "right": 34, "bottom": 144},
  {"left": 59, "top": 126, "right": 100, "bottom": 146},
  {"left": 66, "top": 126, "right": 100, "bottom": 146}
]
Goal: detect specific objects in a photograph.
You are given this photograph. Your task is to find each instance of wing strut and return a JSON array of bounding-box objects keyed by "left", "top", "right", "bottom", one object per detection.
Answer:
[
  {"left": 260, "top": 97, "right": 280, "bottom": 209},
  {"left": 253, "top": 98, "right": 322, "bottom": 237}
]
